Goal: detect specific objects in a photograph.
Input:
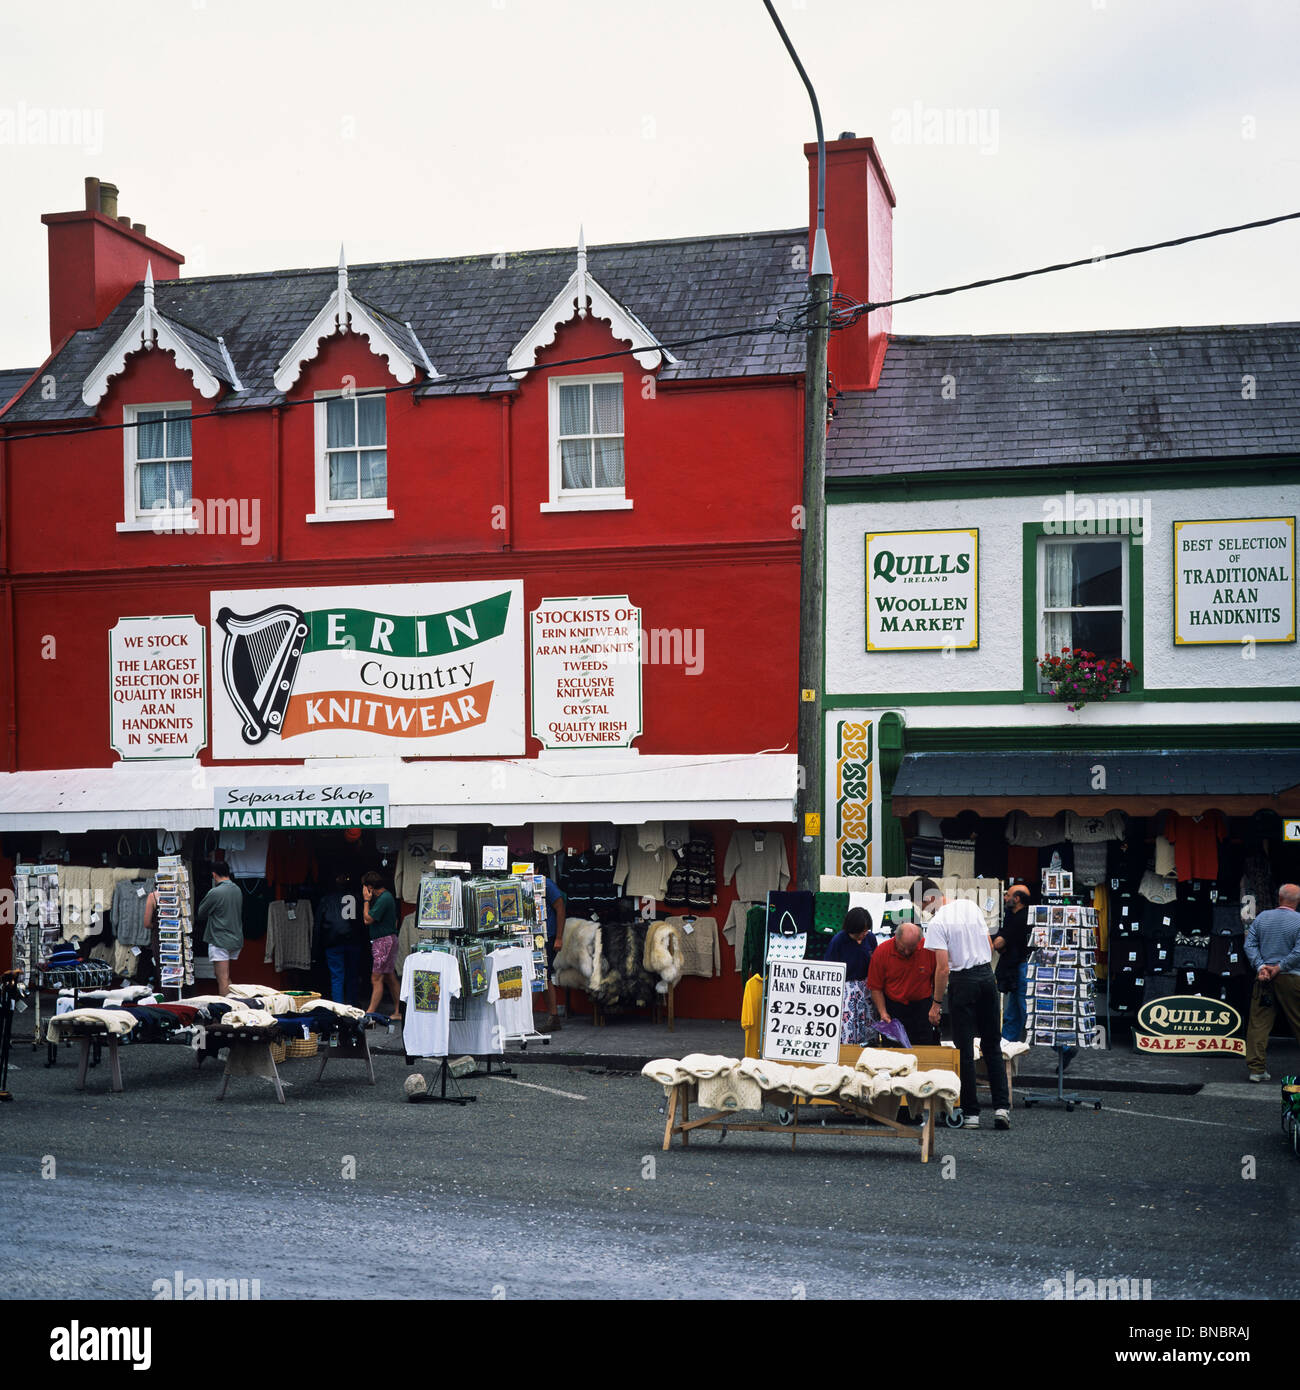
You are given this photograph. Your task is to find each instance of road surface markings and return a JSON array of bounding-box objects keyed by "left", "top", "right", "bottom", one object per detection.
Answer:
[
  {"left": 486, "top": 1075, "right": 588, "bottom": 1101},
  {"left": 1105, "top": 1106, "right": 1235, "bottom": 1127}
]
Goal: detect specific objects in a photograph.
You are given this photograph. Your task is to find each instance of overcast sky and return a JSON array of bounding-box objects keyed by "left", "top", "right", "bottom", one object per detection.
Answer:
[{"left": 1, "top": 0, "right": 1297, "bottom": 367}]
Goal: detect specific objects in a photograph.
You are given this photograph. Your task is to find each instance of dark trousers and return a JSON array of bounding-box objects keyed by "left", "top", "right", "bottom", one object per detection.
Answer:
[
  {"left": 949, "top": 963, "right": 1009, "bottom": 1115},
  {"left": 885, "top": 996, "right": 938, "bottom": 1048},
  {"left": 326, "top": 944, "right": 363, "bottom": 1007}
]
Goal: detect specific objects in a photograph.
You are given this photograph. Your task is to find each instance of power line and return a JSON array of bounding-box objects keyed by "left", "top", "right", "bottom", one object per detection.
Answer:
[{"left": 3, "top": 208, "right": 1297, "bottom": 444}]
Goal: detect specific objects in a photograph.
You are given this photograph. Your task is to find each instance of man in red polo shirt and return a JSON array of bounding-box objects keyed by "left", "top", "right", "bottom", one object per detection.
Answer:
[{"left": 868, "top": 921, "right": 937, "bottom": 1047}]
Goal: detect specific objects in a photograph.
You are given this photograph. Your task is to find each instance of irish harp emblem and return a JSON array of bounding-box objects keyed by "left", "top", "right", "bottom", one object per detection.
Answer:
[{"left": 216, "top": 604, "right": 309, "bottom": 743}]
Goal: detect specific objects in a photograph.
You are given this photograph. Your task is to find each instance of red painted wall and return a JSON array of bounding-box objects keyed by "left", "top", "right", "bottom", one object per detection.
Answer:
[{"left": 0, "top": 285, "right": 806, "bottom": 1017}]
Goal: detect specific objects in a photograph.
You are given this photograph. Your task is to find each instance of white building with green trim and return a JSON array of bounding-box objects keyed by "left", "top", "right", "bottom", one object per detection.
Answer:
[{"left": 822, "top": 324, "right": 1300, "bottom": 878}]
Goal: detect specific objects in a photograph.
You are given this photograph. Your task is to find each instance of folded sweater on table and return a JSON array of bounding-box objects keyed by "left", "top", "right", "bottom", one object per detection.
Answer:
[{"left": 46, "top": 1008, "right": 139, "bottom": 1041}]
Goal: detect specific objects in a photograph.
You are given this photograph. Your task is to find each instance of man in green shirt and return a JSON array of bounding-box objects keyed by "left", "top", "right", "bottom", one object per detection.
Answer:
[
  {"left": 196, "top": 861, "right": 244, "bottom": 996},
  {"left": 362, "top": 870, "right": 401, "bottom": 1021}
]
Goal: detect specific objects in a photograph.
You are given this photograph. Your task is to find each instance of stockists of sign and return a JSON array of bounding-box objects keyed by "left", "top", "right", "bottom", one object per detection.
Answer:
[{"left": 1133, "top": 996, "right": 1245, "bottom": 1054}]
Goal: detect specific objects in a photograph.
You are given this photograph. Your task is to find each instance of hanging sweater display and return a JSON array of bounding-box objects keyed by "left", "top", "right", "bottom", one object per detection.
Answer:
[
  {"left": 394, "top": 831, "right": 436, "bottom": 903},
  {"left": 264, "top": 899, "right": 314, "bottom": 972},
  {"left": 221, "top": 830, "right": 270, "bottom": 878},
  {"left": 663, "top": 915, "right": 720, "bottom": 978},
  {"left": 110, "top": 876, "right": 156, "bottom": 947},
  {"left": 613, "top": 838, "right": 671, "bottom": 901},
  {"left": 723, "top": 829, "right": 791, "bottom": 903},
  {"left": 1064, "top": 811, "right": 1127, "bottom": 843},
  {"left": 266, "top": 831, "right": 317, "bottom": 899},
  {"left": 1005, "top": 812, "right": 1067, "bottom": 847},
  {"left": 663, "top": 832, "right": 717, "bottom": 909},
  {"left": 722, "top": 899, "right": 756, "bottom": 967},
  {"left": 1163, "top": 810, "right": 1227, "bottom": 882}
]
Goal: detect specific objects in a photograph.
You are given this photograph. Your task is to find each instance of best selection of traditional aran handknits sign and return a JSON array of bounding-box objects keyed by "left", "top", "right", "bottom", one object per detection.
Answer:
[{"left": 209, "top": 580, "right": 525, "bottom": 758}]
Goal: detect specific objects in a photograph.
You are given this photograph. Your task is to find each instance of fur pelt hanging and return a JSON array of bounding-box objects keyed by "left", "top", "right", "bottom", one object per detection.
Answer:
[
  {"left": 644, "top": 919, "right": 684, "bottom": 993},
  {"left": 552, "top": 918, "right": 602, "bottom": 992},
  {"left": 594, "top": 922, "right": 659, "bottom": 1008}
]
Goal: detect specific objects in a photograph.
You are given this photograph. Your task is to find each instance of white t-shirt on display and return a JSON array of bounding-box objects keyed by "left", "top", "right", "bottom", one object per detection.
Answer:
[
  {"left": 924, "top": 898, "right": 994, "bottom": 972},
  {"left": 449, "top": 955, "right": 504, "bottom": 1056},
  {"left": 400, "top": 951, "right": 462, "bottom": 1058},
  {"left": 491, "top": 946, "right": 536, "bottom": 1038}
]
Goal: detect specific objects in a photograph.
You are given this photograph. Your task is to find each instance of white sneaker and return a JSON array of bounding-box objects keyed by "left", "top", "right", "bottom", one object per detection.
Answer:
[
  {"left": 963, "top": 1114, "right": 980, "bottom": 1129},
  {"left": 1248, "top": 1072, "right": 1271, "bottom": 1083},
  {"left": 994, "top": 1108, "right": 1011, "bottom": 1130}
]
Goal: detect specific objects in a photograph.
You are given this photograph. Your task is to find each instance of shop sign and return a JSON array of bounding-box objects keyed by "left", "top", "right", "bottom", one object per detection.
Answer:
[
  {"left": 762, "top": 959, "right": 845, "bottom": 1064},
  {"left": 1284, "top": 820, "right": 1300, "bottom": 843},
  {"left": 529, "top": 596, "right": 642, "bottom": 749},
  {"left": 210, "top": 580, "right": 524, "bottom": 758},
  {"left": 1133, "top": 996, "right": 1244, "bottom": 1055},
  {"left": 1173, "top": 516, "right": 1295, "bottom": 645},
  {"left": 110, "top": 616, "right": 207, "bottom": 761},
  {"left": 215, "top": 784, "right": 387, "bottom": 830},
  {"left": 864, "top": 529, "right": 978, "bottom": 651}
]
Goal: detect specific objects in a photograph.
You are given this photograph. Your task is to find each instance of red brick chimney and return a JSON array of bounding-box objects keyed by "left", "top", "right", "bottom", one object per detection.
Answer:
[
  {"left": 41, "top": 177, "right": 184, "bottom": 348},
  {"left": 805, "top": 135, "right": 895, "bottom": 391}
]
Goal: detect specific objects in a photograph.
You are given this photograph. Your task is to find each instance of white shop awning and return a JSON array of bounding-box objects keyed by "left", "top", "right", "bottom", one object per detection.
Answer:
[{"left": 0, "top": 753, "right": 798, "bottom": 832}]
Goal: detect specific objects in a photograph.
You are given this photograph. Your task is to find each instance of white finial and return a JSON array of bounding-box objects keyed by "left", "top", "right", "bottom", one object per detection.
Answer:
[
  {"left": 143, "top": 261, "right": 155, "bottom": 313},
  {"left": 337, "top": 244, "right": 350, "bottom": 331},
  {"left": 575, "top": 227, "right": 588, "bottom": 319}
]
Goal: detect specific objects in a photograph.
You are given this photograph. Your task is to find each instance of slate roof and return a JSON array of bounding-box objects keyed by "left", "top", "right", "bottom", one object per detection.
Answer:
[
  {"left": 0, "top": 229, "right": 809, "bottom": 423},
  {"left": 0, "top": 368, "right": 36, "bottom": 411},
  {"left": 827, "top": 323, "right": 1300, "bottom": 477},
  {"left": 892, "top": 750, "right": 1300, "bottom": 800}
]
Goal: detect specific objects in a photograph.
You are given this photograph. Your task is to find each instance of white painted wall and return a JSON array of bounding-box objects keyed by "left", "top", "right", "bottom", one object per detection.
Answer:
[{"left": 827, "top": 483, "right": 1300, "bottom": 709}]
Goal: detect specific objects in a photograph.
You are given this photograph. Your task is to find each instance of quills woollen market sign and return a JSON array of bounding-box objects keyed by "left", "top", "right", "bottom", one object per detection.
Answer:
[
  {"left": 210, "top": 581, "right": 524, "bottom": 758},
  {"left": 1133, "top": 996, "right": 1244, "bottom": 1055},
  {"left": 864, "top": 529, "right": 979, "bottom": 652}
]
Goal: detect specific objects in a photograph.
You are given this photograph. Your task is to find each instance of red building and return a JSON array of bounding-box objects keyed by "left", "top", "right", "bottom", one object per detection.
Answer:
[{"left": 0, "top": 141, "right": 895, "bottom": 1018}]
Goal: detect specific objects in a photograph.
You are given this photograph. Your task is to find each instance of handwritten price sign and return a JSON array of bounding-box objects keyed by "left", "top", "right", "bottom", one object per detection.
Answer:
[{"left": 762, "top": 959, "right": 846, "bottom": 1064}]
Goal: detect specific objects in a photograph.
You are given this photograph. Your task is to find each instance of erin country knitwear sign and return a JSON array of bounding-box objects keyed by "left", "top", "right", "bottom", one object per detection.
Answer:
[
  {"left": 864, "top": 529, "right": 979, "bottom": 652},
  {"left": 209, "top": 581, "right": 524, "bottom": 758}
]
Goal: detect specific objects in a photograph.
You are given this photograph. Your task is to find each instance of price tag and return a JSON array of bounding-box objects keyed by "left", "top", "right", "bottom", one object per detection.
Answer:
[
  {"left": 761, "top": 959, "right": 845, "bottom": 1064},
  {"left": 482, "top": 845, "right": 508, "bottom": 871}
]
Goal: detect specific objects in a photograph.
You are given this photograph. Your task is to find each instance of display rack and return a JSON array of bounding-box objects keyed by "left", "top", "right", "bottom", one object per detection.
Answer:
[
  {"left": 1024, "top": 868, "right": 1102, "bottom": 1113},
  {"left": 154, "top": 855, "right": 195, "bottom": 993}
]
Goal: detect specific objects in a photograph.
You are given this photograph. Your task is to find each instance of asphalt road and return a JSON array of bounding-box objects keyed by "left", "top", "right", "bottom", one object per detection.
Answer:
[{"left": 1, "top": 1041, "right": 1296, "bottom": 1301}]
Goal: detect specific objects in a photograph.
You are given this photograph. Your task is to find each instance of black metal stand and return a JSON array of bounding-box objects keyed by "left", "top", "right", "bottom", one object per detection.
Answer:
[
  {"left": 1024, "top": 1047, "right": 1103, "bottom": 1112},
  {"left": 0, "top": 971, "right": 21, "bottom": 1101},
  {"left": 482, "top": 1054, "right": 515, "bottom": 1078},
  {"left": 404, "top": 1055, "right": 477, "bottom": 1104}
]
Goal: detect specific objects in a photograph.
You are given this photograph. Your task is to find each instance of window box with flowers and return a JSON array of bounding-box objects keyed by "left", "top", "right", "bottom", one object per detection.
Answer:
[{"left": 1038, "top": 649, "right": 1137, "bottom": 712}]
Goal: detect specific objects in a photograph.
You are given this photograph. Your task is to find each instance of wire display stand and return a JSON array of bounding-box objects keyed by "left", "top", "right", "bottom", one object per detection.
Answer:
[{"left": 1024, "top": 1045, "right": 1103, "bottom": 1113}]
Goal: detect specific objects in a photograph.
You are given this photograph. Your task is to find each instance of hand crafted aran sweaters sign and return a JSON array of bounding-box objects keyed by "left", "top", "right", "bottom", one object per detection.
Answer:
[{"left": 209, "top": 581, "right": 524, "bottom": 758}]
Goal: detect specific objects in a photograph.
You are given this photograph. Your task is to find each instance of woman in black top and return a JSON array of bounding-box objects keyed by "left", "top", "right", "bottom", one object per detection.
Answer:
[{"left": 826, "top": 906, "right": 876, "bottom": 1042}]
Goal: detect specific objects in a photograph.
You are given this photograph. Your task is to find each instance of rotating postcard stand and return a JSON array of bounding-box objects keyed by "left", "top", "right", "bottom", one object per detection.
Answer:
[{"left": 1023, "top": 868, "right": 1102, "bottom": 1114}]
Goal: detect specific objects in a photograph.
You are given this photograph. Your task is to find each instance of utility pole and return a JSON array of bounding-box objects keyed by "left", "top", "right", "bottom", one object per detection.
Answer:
[{"left": 764, "top": 1, "right": 831, "bottom": 893}]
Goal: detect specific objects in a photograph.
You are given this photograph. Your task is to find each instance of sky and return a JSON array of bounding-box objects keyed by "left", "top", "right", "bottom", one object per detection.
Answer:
[{"left": 0, "top": 0, "right": 1297, "bottom": 368}]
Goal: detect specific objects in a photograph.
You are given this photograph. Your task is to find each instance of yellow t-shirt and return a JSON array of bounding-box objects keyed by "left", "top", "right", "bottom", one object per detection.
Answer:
[{"left": 741, "top": 974, "right": 764, "bottom": 1058}]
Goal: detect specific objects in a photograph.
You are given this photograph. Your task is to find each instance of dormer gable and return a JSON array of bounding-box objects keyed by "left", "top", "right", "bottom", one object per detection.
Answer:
[
  {"left": 81, "top": 263, "right": 241, "bottom": 407},
  {"left": 273, "top": 248, "right": 439, "bottom": 393},
  {"left": 507, "top": 230, "right": 676, "bottom": 379}
]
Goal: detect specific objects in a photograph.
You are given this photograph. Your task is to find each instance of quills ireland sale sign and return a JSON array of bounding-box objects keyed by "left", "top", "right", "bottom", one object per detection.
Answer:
[
  {"left": 209, "top": 581, "right": 524, "bottom": 758},
  {"left": 530, "top": 597, "right": 643, "bottom": 749}
]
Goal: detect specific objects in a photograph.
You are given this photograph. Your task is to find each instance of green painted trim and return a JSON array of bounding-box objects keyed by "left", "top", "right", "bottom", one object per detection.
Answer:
[
  {"left": 900, "top": 724, "right": 1300, "bottom": 753},
  {"left": 1022, "top": 521, "right": 1143, "bottom": 699},
  {"left": 825, "top": 457, "right": 1299, "bottom": 503},
  {"left": 823, "top": 685, "right": 1298, "bottom": 709}
]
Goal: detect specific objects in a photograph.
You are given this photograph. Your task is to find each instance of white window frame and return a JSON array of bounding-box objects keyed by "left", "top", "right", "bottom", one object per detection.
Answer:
[
  {"left": 116, "top": 402, "right": 197, "bottom": 534},
  {"left": 540, "top": 373, "right": 633, "bottom": 513},
  {"left": 307, "top": 389, "right": 394, "bottom": 523},
  {"left": 1036, "top": 534, "right": 1130, "bottom": 692}
]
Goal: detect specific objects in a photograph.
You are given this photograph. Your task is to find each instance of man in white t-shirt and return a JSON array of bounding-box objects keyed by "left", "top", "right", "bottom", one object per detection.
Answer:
[{"left": 922, "top": 878, "right": 1010, "bottom": 1131}]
